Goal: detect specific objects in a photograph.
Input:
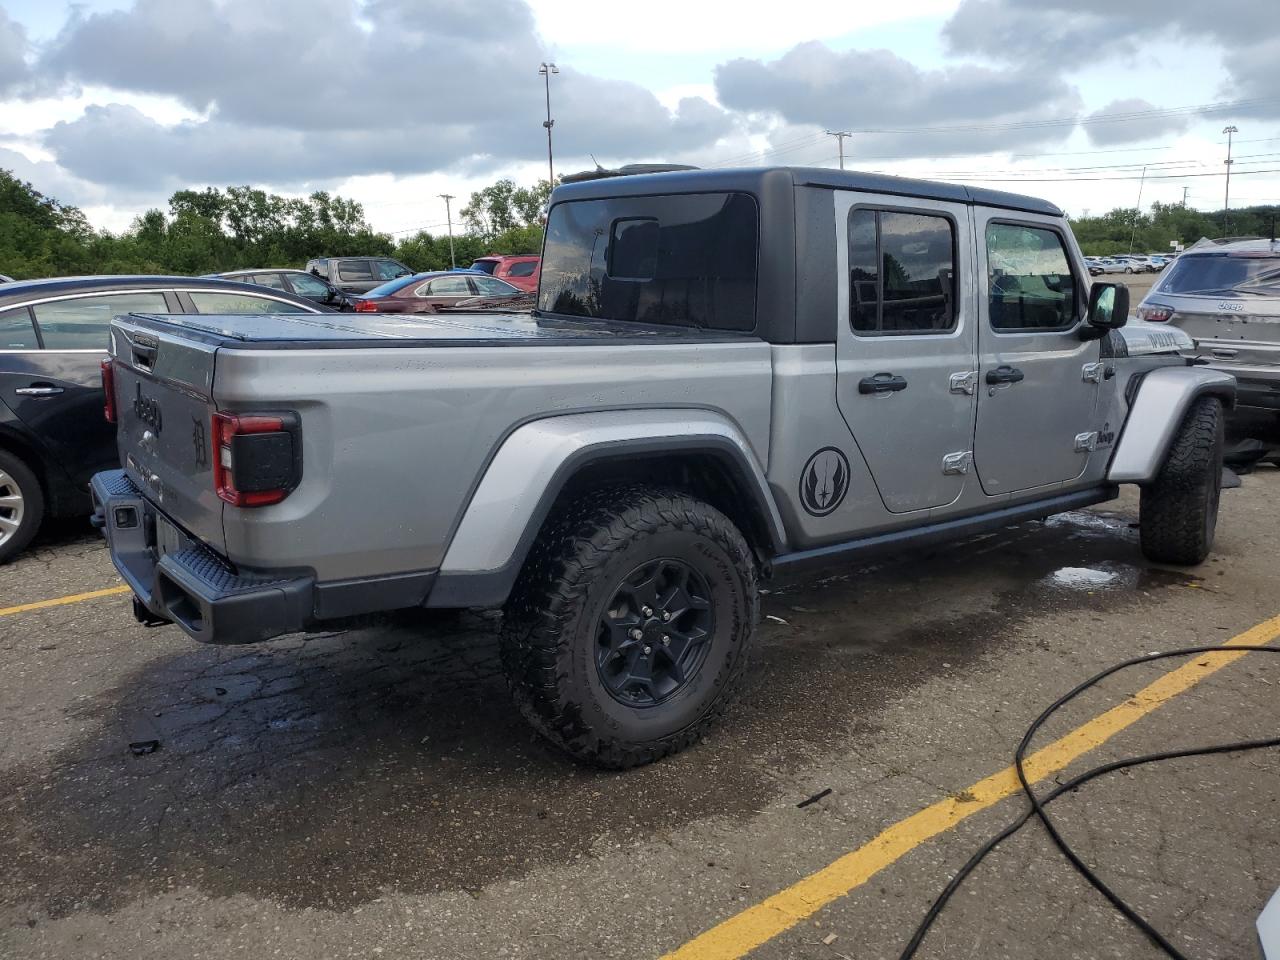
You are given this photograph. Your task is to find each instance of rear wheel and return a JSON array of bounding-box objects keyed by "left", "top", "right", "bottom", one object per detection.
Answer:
[
  {"left": 1140, "top": 397, "right": 1224, "bottom": 565},
  {"left": 501, "top": 485, "right": 758, "bottom": 769},
  {"left": 0, "top": 450, "right": 44, "bottom": 564}
]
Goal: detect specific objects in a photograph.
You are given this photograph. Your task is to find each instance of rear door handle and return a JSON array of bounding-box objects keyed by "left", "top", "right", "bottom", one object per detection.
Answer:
[
  {"left": 858, "top": 372, "right": 909, "bottom": 394},
  {"left": 985, "top": 366, "right": 1025, "bottom": 385},
  {"left": 14, "top": 385, "right": 65, "bottom": 396}
]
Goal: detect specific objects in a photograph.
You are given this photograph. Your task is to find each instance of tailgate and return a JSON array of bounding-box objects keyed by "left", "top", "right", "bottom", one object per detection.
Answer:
[
  {"left": 109, "top": 315, "right": 225, "bottom": 553},
  {"left": 1174, "top": 304, "right": 1280, "bottom": 367}
]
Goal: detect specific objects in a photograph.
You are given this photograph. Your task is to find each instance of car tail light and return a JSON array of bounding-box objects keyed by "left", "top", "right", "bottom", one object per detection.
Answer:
[
  {"left": 212, "top": 412, "right": 302, "bottom": 507},
  {"left": 353, "top": 299, "right": 378, "bottom": 312},
  {"left": 101, "top": 359, "right": 117, "bottom": 423},
  {"left": 1136, "top": 304, "right": 1174, "bottom": 323}
]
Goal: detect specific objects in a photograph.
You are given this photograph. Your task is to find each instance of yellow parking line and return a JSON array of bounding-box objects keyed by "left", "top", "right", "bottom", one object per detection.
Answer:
[
  {"left": 0, "top": 585, "right": 131, "bottom": 618},
  {"left": 663, "top": 614, "right": 1280, "bottom": 960}
]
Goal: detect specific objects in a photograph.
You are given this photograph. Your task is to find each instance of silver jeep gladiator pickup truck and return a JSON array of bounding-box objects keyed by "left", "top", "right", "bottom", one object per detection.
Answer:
[{"left": 92, "top": 167, "right": 1234, "bottom": 768}]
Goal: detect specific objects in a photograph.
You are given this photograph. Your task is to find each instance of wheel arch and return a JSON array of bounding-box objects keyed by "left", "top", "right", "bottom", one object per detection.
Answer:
[
  {"left": 1108, "top": 366, "right": 1236, "bottom": 484},
  {"left": 427, "top": 411, "right": 786, "bottom": 608}
]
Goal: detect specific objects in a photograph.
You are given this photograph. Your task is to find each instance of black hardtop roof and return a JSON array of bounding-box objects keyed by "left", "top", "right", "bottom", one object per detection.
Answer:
[
  {"left": 0, "top": 274, "right": 317, "bottom": 306},
  {"left": 551, "top": 165, "right": 1062, "bottom": 217}
]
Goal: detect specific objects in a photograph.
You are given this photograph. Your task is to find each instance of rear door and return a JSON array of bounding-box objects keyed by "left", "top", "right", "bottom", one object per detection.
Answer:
[
  {"left": 972, "top": 213, "right": 1101, "bottom": 494},
  {"left": 0, "top": 290, "right": 177, "bottom": 489},
  {"left": 333, "top": 259, "right": 376, "bottom": 293},
  {"left": 834, "top": 192, "right": 978, "bottom": 515}
]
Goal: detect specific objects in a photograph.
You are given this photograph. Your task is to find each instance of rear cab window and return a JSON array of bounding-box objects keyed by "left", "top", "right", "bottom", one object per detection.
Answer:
[{"left": 538, "top": 191, "right": 758, "bottom": 332}]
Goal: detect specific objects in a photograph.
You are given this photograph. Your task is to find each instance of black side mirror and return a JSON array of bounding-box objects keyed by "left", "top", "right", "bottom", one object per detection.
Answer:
[{"left": 1082, "top": 282, "right": 1129, "bottom": 340}]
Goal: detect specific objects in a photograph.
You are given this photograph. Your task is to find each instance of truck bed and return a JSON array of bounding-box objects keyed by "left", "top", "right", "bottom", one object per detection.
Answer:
[{"left": 122, "top": 310, "right": 760, "bottom": 348}]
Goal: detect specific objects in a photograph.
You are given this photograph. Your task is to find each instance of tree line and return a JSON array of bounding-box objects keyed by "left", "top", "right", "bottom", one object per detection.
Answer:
[
  {"left": 4, "top": 165, "right": 1278, "bottom": 278},
  {"left": 0, "top": 168, "right": 551, "bottom": 280}
]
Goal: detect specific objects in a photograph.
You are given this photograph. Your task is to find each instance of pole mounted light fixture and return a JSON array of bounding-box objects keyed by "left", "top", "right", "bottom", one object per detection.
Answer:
[{"left": 539, "top": 62, "right": 559, "bottom": 187}]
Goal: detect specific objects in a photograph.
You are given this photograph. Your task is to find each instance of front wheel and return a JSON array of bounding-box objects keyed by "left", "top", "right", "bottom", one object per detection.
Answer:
[
  {"left": 1140, "top": 397, "right": 1225, "bottom": 565},
  {"left": 501, "top": 485, "right": 759, "bottom": 769}
]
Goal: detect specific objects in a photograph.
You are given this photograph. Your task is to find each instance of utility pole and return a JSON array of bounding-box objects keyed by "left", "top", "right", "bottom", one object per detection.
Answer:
[
  {"left": 439, "top": 194, "right": 456, "bottom": 269},
  {"left": 539, "top": 62, "right": 559, "bottom": 187},
  {"left": 824, "top": 130, "right": 852, "bottom": 170},
  {"left": 1222, "top": 125, "right": 1239, "bottom": 234},
  {"left": 1181, "top": 185, "right": 1190, "bottom": 207},
  {"left": 1128, "top": 165, "right": 1147, "bottom": 255}
]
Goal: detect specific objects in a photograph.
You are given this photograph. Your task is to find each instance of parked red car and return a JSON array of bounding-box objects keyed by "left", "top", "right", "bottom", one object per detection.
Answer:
[
  {"left": 352, "top": 271, "right": 532, "bottom": 313},
  {"left": 470, "top": 254, "right": 540, "bottom": 292}
]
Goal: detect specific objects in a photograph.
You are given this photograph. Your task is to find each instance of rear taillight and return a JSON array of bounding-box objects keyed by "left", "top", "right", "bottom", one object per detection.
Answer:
[
  {"left": 1136, "top": 304, "right": 1174, "bottom": 323},
  {"left": 212, "top": 412, "right": 301, "bottom": 507},
  {"left": 353, "top": 299, "right": 378, "bottom": 312},
  {"left": 101, "top": 359, "right": 117, "bottom": 423}
]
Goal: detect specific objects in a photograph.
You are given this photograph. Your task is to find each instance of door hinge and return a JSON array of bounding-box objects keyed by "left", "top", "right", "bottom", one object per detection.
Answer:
[
  {"left": 949, "top": 370, "right": 978, "bottom": 395},
  {"left": 1074, "top": 431, "right": 1099, "bottom": 452},
  {"left": 942, "top": 450, "right": 973, "bottom": 475},
  {"left": 1082, "top": 361, "right": 1105, "bottom": 384}
]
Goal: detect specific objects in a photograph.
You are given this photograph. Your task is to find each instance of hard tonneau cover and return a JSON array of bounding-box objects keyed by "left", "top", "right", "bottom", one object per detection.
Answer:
[{"left": 120, "top": 311, "right": 761, "bottom": 349}]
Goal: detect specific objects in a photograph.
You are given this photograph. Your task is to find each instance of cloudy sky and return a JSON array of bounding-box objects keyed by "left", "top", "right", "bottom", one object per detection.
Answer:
[{"left": 1, "top": 0, "right": 1277, "bottom": 237}]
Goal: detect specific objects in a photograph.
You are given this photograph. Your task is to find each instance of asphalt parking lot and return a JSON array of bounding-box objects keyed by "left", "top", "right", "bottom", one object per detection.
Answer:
[{"left": 2, "top": 461, "right": 1278, "bottom": 959}]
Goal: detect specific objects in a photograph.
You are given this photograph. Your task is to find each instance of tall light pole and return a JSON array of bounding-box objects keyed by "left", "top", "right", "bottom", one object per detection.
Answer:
[
  {"left": 1223, "top": 125, "right": 1239, "bottom": 234},
  {"left": 825, "top": 130, "right": 852, "bottom": 170},
  {"left": 1128, "top": 164, "right": 1147, "bottom": 254},
  {"left": 539, "top": 62, "right": 559, "bottom": 187},
  {"left": 439, "top": 193, "right": 456, "bottom": 268}
]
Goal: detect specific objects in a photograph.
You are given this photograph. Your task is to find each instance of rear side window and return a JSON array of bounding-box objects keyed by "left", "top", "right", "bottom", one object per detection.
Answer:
[
  {"left": 848, "top": 208, "right": 957, "bottom": 335},
  {"left": 188, "top": 292, "right": 312, "bottom": 314},
  {"left": 506, "top": 260, "right": 537, "bottom": 278},
  {"left": 539, "top": 192, "right": 758, "bottom": 331},
  {"left": 0, "top": 305, "right": 38, "bottom": 349},
  {"left": 470, "top": 260, "right": 498, "bottom": 275},
  {"left": 337, "top": 260, "right": 373, "bottom": 281},
  {"left": 33, "top": 292, "right": 169, "bottom": 349},
  {"left": 986, "top": 223, "right": 1077, "bottom": 331}
]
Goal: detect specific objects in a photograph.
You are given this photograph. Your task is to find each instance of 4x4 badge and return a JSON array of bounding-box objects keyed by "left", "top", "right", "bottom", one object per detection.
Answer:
[{"left": 799, "top": 447, "right": 850, "bottom": 517}]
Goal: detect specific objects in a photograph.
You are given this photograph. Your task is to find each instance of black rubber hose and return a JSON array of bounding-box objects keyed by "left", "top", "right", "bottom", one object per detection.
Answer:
[{"left": 900, "top": 644, "right": 1280, "bottom": 960}]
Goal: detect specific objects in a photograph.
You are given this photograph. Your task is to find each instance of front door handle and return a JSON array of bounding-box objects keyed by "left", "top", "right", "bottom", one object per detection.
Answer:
[
  {"left": 985, "top": 366, "right": 1025, "bottom": 385},
  {"left": 14, "top": 385, "right": 65, "bottom": 396},
  {"left": 858, "top": 372, "right": 909, "bottom": 394}
]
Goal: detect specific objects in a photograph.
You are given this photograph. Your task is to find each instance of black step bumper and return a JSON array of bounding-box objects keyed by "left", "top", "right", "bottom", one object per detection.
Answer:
[{"left": 89, "top": 470, "right": 313, "bottom": 644}]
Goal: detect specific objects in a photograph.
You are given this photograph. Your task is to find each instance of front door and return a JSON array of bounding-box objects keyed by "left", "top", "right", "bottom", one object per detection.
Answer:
[
  {"left": 834, "top": 193, "right": 978, "bottom": 515},
  {"left": 973, "top": 214, "right": 1101, "bottom": 494}
]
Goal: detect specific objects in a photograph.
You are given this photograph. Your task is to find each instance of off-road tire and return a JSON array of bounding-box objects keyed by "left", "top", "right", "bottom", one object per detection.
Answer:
[
  {"left": 1139, "top": 396, "right": 1224, "bottom": 565},
  {"left": 501, "top": 485, "right": 758, "bottom": 769},
  {"left": 0, "top": 449, "right": 43, "bottom": 565}
]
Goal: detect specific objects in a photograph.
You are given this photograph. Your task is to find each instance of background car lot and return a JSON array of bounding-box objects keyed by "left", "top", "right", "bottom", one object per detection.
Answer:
[{"left": 1, "top": 466, "right": 1276, "bottom": 960}]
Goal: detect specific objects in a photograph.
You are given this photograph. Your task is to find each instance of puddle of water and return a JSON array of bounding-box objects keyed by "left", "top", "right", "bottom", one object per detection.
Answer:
[{"left": 1050, "top": 566, "right": 1120, "bottom": 587}]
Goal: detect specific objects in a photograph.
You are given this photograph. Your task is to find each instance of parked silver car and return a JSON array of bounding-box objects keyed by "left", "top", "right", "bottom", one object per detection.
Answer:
[{"left": 1136, "top": 237, "right": 1280, "bottom": 411}]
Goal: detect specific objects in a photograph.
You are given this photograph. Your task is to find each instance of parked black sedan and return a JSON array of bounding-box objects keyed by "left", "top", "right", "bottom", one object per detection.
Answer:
[
  {"left": 0, "top": 275, "right": 322, "bottom": 562},
  {"left": 208, "top": 268, "right": 355, "bottom": 310}
]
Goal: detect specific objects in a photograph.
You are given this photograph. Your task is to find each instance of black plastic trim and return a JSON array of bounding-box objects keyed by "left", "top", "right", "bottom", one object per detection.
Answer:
[{"left": 771, "top": 487, "right": 1119, "bottom": 573}]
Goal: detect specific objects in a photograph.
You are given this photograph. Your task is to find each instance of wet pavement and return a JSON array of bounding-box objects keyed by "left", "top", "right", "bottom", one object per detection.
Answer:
[{"left": 1, "top": 472, "right": 1278, "bottom": 959}]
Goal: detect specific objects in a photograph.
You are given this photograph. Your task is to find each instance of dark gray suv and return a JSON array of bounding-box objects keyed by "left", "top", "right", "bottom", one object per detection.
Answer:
[{"left": 304, "top": 257, "right": 413, "bottom": 294}]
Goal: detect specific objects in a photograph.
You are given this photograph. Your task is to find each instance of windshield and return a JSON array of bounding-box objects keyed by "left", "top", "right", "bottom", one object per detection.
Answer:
[
  {"left": 470, "top": 260, "right": 498, "bottom": 274},
  {"left": 362, "top": 275, "right": 423, "bottom": 298},
  {"left": 1158, "top": 254, "right": 1280, "bottom": 297}
]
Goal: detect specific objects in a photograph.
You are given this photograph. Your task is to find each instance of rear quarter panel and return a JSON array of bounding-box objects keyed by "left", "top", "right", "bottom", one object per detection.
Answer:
[{"left": 212, "top": 341, "right": 773, "bottom": 581}]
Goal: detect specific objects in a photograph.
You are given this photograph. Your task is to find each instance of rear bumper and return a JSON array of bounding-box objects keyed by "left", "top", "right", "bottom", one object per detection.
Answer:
[
  {"left": 1194, "top": 360, "right": 1280, "bottom": 411},
  {"left": 91, "top": 470, "right": 314, "bottom": 644}
]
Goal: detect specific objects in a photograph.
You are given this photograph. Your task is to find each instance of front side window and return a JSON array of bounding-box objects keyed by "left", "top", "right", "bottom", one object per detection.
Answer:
[
  {"left": 287, "top": 273, "right": 331, "bottom": 297},
  {"left": 848, "top": 208, "right": 956, "bottom": 335},
  {"left": 250, "top": 273, "right": 287, "bottom": 290},
  {"left": 538, "top": 192, "right": 758, "bottom": 332},
  {"left": 337, "top": 260, "right": 374, "bottom": 281},
  {"left": 472, "top": 276, "right": 518, "bottom": 296},
  {"left": 188, "top": 292, "right": 312, "bottom": 314},
  {"left": 0, "top": 306, "right": 38, "bottom": 349},
  {"left": 374, "top": 259, "right": 410, "bottom": 280},
  {"left": 986, "top": 223, "right": 1077, "bottom": 331},
  {"left": 33, "top": 292, "right": 169, "bottom": 349}
]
